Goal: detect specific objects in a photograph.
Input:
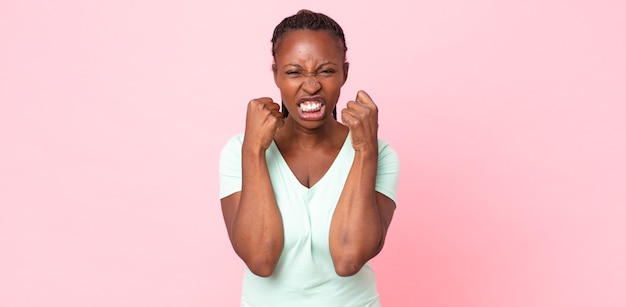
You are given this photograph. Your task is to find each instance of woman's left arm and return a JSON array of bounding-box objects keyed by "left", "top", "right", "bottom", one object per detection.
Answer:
[{"left": 330, "top": 90, "right": 396, "bottom": 277}]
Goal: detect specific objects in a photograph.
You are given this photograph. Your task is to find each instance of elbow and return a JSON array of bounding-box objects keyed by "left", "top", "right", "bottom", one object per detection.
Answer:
[
  {"left": 331, "top": 242, "right": 382, "bottom": 276},
  {"left": 233, "top": 237, "right": 283, "bottom": 277},
  {"left": 333, "top": 257, "right": 365, "bottom": 277},
  {"left": 248, "top": 264, "right": 276, "bottom": 277},
  {"left": 245, "top": 256, "right": 279, "bottom": 277}
]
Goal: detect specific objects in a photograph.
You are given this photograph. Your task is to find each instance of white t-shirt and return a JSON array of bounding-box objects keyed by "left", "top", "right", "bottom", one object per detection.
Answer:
[{"left": 219, "top": 133, "right": 400, "bottom": 307}]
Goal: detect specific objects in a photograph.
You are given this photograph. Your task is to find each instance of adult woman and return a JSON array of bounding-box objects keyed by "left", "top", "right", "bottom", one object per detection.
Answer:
[{"left": 219, "top": 10, "right": 400, "bottom": 306}]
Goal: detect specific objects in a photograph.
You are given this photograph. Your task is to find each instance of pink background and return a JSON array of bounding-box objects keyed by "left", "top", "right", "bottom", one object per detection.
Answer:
[{"left": 1, "top": 0, "right": 625, "bottom": 306}]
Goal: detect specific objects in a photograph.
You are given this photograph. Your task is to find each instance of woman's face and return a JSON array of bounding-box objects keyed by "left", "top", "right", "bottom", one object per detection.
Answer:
[{"left": 273, "top": 29, "right": 348, "bottom": 128}]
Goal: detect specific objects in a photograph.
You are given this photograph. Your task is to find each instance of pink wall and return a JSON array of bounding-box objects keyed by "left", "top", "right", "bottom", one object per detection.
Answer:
[{"left": 1, "top": 1, "right": 625, "bottom": 306}]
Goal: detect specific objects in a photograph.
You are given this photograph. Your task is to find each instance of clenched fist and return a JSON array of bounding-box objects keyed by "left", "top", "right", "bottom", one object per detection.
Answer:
[
  {"left": 243, "top": 97, "right": 284, "bottom": 151},
  {"left": 341, "top": 90, "right": 379, "bottom": 152}
]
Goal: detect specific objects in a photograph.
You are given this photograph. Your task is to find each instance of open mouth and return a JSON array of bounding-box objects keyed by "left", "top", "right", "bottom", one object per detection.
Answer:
[
  {"left": 299, "top": 100, "right": 323, "bottom": 112},
  {"left": 296, "top": 97, "right": 326, "bottom": 120}
]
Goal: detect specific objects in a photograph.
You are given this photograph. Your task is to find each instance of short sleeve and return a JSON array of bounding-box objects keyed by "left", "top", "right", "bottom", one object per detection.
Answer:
[
  {"left": 219, "top": 134, "right": 244, "bottom": 199},
  {"left": 375, "top": 140, "right": 400, "bottom": 205}
]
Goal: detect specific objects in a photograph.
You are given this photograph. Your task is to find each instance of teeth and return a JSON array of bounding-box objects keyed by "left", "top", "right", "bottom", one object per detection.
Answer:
[{"left": 300, "top": 101, "right": 322, "bottom": 112}]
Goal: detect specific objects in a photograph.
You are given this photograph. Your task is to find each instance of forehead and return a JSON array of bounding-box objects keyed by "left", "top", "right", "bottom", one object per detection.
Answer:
[{"left": 274, "top": 30, "right": 345, "bottom": 63}]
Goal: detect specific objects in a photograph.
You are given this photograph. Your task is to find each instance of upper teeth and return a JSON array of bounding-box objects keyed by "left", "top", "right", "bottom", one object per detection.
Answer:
[{"left": 300, "top": 102, "right": 322, "bottom": 112}]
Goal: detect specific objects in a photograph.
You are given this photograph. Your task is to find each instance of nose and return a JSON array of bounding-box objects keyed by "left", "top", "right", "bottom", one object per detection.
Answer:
[{"left": 302, "top": 74, "right": 321, "bottom": 94}]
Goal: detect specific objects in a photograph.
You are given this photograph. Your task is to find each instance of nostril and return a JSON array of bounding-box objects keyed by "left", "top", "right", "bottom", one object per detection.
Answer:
[{"left": 303, "top": 77, "right": 321, "bottom": 93}]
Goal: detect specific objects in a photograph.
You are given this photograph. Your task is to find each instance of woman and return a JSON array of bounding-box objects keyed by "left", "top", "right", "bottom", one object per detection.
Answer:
[{"left": 219, "top": 9, "right": 400, "bottom": 306}]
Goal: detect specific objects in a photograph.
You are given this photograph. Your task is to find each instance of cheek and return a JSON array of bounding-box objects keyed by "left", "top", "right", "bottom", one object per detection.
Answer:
[
  {"left": 322, "top": 78, "right": 343, "bottom": 92},
  {"left": 276, "top": 78, "right": 296, "bottom": 91}
]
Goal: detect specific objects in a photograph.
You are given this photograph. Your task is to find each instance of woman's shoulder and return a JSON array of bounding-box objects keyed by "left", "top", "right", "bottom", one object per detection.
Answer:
[
  {"left": 375, "top": 137, "right": 394, "bottom": 150},
  {"left": 220, "top": 134, "right": 245, "bottom": 158},
  {"left": 376, "top": 138, "right": 399, "bottom": 162},
  {"left": 377, "top": 138, "right": 392, "bottom": 148},
  {"left": 223, "top": 133, "right": 245, "bottom": 146}
]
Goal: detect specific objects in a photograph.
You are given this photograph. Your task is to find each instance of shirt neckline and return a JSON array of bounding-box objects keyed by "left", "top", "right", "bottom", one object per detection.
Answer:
[{"left": 271, "top": 132, "right": 351, "bottom": 191}]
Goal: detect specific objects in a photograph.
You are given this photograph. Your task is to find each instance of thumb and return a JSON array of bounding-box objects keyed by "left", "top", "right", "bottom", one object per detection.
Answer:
[{"left": 356, "top": 90, "right": 375, "bottom": 105}]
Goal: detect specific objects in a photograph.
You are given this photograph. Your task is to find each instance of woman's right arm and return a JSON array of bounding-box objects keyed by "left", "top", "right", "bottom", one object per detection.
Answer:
[{"left": 220, "top": 98, "right": 284, "bottom": 277}]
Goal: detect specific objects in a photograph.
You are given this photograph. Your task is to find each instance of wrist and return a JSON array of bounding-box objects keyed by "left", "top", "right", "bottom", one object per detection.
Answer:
[
  {"left": 352, "top": 140, "right": 378, "bottom": 155},
  {"left": 353, "top": 146, "right": 378, "bottom": 161},
  {"left": 242, "top": 142, "right": 268, "bottom": 157}
]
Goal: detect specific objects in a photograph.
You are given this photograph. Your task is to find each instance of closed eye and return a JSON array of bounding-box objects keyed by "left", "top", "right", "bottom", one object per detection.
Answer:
[{"left": 285, "top": 71, "right": 302, "bottom": 77}]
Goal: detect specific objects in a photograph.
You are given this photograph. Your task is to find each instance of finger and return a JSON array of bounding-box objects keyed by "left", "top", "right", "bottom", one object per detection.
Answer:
[
  {"left": 266, "top": 103, "right": 281, "bottom": 111},
  {"left": 268, "top": 112, "right": 285, "bottom": 129},
  {"left": 255, "top": 97, "right": 275, "bottom": 103},
  {"left": 248, "top": 98, "right": 275, "bottom": 111},
  {"left": 355, "top": 90, "right": 375, "bottom": 105},
  {"left": 345, "top": 100, "right": 369, "bottom": 115},
  {"left": 340, "top": 108, "right": 358, "bottom": 126},
  {"left": 345, "top": 100, "right": 359, "bottom": 110},
  {"left": 270, "top": 110, "right": 283, "bottom": 119}
]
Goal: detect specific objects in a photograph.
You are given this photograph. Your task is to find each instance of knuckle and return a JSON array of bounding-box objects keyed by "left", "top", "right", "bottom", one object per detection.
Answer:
[
  {"left": 347, "top": 118, "right": 361, "bottom": 127},
  {"left": 249, "top": 100, "right": 262, "bottom": 110}
]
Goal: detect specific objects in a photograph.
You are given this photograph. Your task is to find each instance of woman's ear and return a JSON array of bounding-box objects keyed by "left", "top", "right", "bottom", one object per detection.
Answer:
[
  {"left": 272, "top": 64, "right": 278, "bottom": 85},
  {"left": 342, "top": 62, "right": 349, "bottom": 85}
]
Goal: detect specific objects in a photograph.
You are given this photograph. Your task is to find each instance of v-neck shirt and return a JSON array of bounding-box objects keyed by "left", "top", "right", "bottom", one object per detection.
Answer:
[{"left": 219, "top": 133, "right": 400, "bottom": 307}]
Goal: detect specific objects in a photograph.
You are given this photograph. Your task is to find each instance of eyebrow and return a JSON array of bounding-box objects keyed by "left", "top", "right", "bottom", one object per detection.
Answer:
[{"left": 282, "top": 62, "right": 336, "bottom": 69}]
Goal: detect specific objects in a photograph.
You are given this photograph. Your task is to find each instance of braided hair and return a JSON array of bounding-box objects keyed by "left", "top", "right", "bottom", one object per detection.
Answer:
[{"left": 271, "top": 10, "right": 348, "bottom": 119}]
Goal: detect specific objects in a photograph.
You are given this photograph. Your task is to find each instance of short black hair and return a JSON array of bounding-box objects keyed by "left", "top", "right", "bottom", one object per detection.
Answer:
[{"left": 271, "top": 9, "right": 347, "bottom": 58}]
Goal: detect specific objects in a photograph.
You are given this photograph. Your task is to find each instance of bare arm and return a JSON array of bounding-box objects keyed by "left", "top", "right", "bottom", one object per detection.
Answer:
[
  {"left": 221, "top": 98, "right": 284, "bottom": 277},
  {"left": 330, "top": 90, "right": 396, "bottom": 276}
]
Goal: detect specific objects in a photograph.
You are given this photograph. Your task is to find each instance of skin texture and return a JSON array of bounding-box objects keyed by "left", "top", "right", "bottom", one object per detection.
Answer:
[{"left": 221, "top": 29, "right": 396, "bottom": 277}]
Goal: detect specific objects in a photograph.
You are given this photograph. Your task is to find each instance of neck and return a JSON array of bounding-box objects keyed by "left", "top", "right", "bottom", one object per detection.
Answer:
[{"left": 276, "top": 118, "right": 347, "bottom": 149}]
